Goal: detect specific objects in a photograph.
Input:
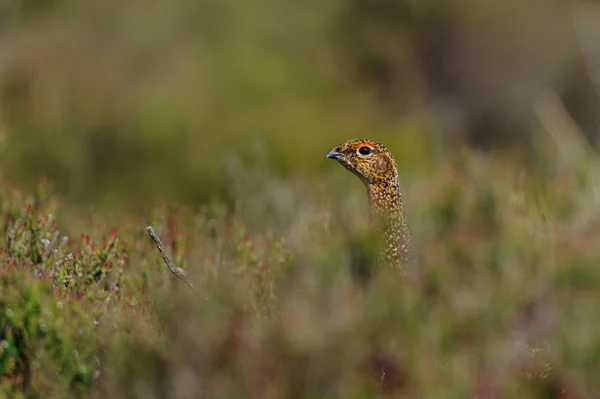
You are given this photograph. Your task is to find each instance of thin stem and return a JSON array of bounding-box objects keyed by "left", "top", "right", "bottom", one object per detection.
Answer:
[{"left": 146, "top": 225, "right": 205, "bottom": 299}]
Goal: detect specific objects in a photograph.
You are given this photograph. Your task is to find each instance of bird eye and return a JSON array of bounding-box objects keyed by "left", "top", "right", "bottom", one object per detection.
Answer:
[{"left": 357, "top": 146, "right": 372, "bottom": 156}]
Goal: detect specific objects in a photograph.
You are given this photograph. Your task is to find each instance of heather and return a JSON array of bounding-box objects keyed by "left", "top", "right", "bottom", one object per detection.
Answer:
[{"left": 2, "top": 1, "right": 600, "bottom": 398}]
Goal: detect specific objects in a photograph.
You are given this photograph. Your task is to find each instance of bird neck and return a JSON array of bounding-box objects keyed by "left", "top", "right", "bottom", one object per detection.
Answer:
[
  {"left": 366, "top": 175, "right": 411, "bottom": 268},
  {"left": 365, "top": 174, "right": 403, "bottom": 218}
]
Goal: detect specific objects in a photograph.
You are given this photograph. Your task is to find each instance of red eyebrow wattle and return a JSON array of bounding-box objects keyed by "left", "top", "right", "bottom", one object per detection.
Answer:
[{"left": 353, "top": 142, "right": 374, "bottom": 150}]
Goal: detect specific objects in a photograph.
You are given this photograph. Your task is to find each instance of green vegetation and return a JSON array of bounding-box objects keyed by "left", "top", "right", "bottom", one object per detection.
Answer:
[
  {"left": 2, "top": 118, "right": 600, "bottom": 396},
  {"left": 3, "top": 0, "right": 591, "bottom": 207},
  {"left": 2, "top": 0, "right": 600, "bottom": 397}
]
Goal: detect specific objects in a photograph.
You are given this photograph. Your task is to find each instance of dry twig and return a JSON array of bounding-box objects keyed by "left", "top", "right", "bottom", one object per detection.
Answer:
[{"left": 146, "top": 225, "right": 204, "bottom": 298}]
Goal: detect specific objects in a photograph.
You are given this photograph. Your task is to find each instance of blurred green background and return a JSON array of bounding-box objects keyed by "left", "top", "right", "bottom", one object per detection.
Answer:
[
  {"left": 2, "top": 0, "right": 599, "bottom": 206},
  {"left": 4, "top": 2, "right": 600, "bottom": 397}
]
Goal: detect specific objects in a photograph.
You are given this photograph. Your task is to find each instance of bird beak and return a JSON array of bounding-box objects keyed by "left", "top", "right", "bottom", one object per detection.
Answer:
[{"left": 325, "top": 148, "right": 345, "bottom": 160}]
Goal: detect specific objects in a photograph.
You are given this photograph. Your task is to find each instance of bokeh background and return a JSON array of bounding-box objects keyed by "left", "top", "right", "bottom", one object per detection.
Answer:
[
  {"left": 2, "top": 0, "right": 599, "bottom": 207},
  {"left": 3, "top": 1, "right": 600, "bottom": 398}
]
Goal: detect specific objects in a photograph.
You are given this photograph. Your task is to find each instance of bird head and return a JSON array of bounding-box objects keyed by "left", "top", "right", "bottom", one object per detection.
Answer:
[{"left": 325, "top": 138, "right": 398, "bottom": 185}]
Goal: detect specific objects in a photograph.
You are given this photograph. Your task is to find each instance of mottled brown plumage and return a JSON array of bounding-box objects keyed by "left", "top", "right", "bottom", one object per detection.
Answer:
[{"left": 326, "top": 138, "right": 411, "bottom": 271}]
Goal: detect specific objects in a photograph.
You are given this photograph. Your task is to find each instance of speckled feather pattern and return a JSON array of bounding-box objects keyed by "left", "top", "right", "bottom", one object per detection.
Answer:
[{"left": 326, "top": 138, "right": 412, "bottom": 271}]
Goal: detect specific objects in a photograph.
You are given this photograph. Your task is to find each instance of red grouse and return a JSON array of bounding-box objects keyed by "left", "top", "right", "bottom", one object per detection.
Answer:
[{"left": 326, "top": 138, "right": 411, "bottom": 272}]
